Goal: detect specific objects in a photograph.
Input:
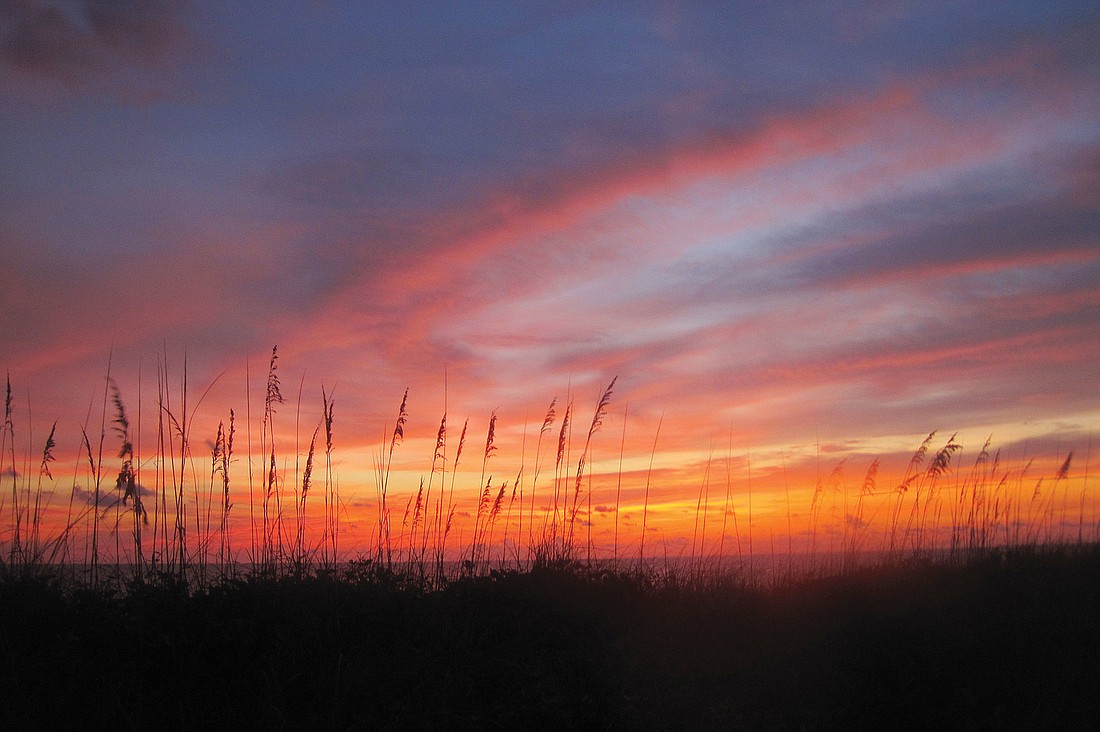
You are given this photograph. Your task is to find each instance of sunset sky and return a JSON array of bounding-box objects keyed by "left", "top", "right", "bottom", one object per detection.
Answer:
[{"left": 2, "top": 2, "right": 1098, "bottom": 557}]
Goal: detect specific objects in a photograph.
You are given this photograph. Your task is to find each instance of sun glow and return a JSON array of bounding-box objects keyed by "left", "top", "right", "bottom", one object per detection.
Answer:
[{"left": 3, "top": 356, "right": 1095, "bottom": 580}]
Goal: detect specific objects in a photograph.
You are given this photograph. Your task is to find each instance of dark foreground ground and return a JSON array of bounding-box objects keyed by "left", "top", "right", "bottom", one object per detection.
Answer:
[{"left": 2, "top": 549, "right": 1098, "bottom": 731}]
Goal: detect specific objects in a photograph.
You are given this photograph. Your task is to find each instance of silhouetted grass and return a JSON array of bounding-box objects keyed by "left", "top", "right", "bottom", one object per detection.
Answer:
[
  {"left": 2, "top": 546, "right": 1097, "bottom": 730},
  {"left": 2, "top": 356, "right": 1098, "bottom": 728}
]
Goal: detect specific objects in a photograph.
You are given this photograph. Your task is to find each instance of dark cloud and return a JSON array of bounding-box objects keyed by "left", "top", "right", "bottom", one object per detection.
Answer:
[
  {"left": 69, "top": 481, "right": 150, "bottom": 510},
  {"left": 0, "top": 0, "right": 188, "bottom": 80},
  {"left": 782, "top": 194, "right": 1100, "bottom": 292}
]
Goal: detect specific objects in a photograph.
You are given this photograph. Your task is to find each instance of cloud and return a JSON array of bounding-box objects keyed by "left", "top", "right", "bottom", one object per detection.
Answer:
[
  {"left": 68, "top": 480, "right": 154, "bottom": 509},
  {"left": 0, "top": 0, "right": 189, "bottom": 82},
  {"left": 2, "top": 2, "right": 1098, "bottom": 526},
  {"left": 779, "top": 192, "right": 1100, "bottom": 293}
]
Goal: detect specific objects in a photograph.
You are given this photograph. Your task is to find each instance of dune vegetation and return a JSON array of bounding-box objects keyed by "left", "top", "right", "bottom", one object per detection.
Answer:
[{"left": 1, "top": 351, "right": 1098, "bottom": 729}]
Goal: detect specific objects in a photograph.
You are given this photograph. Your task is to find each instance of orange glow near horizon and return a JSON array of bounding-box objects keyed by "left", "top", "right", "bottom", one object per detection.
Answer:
[{"left": 5, "top": 367, "right": 1096, "bottom": 570}]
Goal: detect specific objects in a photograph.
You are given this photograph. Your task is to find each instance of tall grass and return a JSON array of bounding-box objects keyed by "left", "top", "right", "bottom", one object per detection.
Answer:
[{"left": 1, "top": 349, "right": 1096, "bottom": 593}]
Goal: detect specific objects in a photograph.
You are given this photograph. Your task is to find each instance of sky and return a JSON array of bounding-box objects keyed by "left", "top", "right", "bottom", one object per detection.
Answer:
[{"left": 2, "top": 1, "right": 1099, "bottom": 558}]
